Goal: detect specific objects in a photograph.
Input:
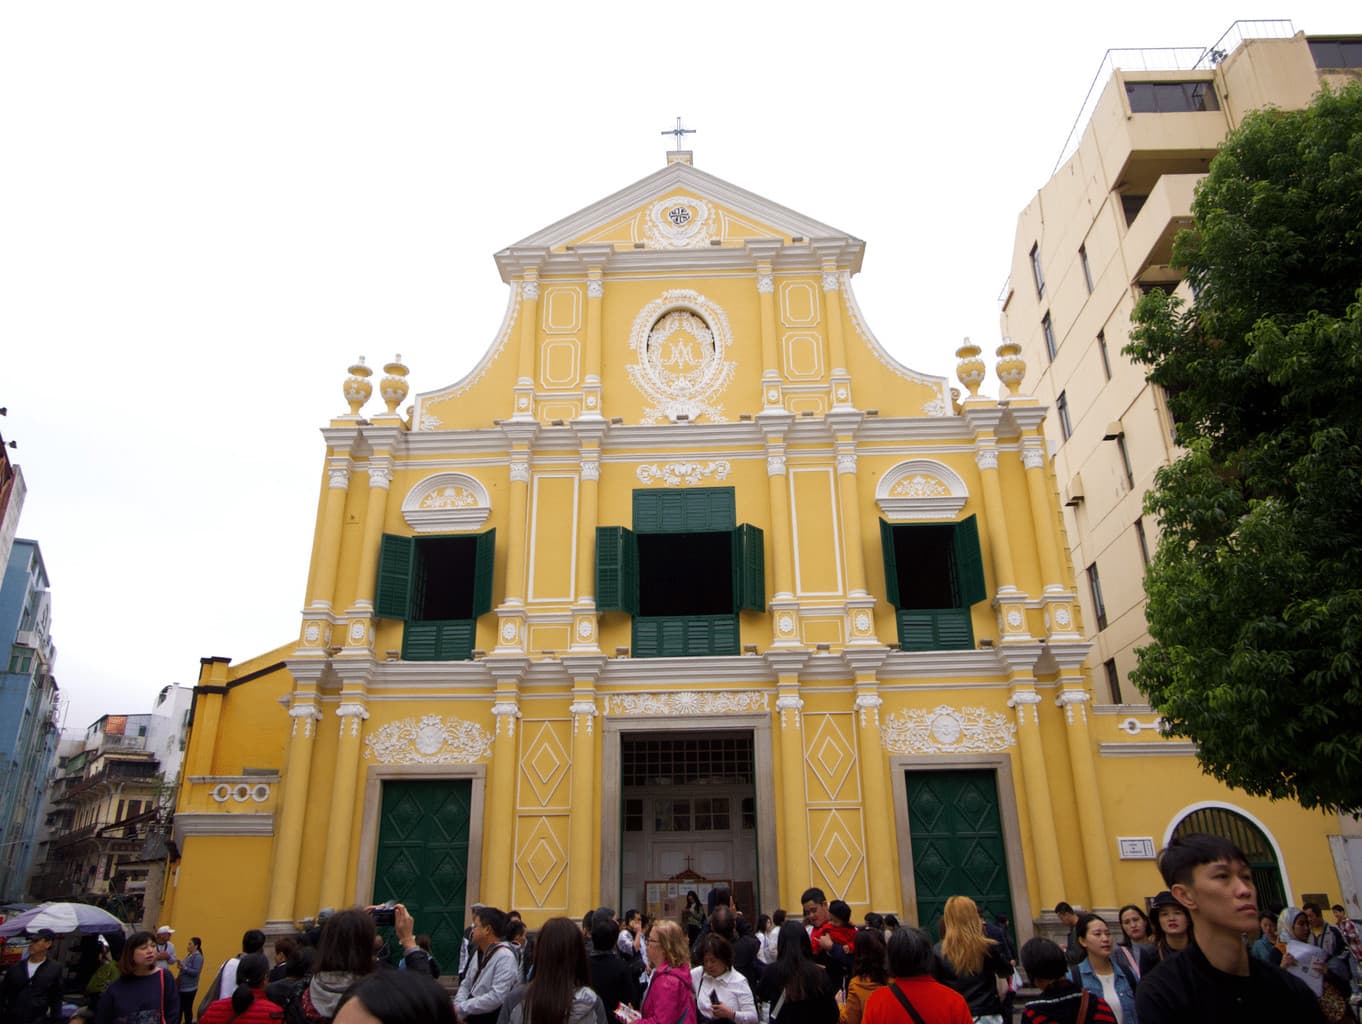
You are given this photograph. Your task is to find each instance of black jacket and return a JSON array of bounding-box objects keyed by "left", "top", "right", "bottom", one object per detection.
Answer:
[
  {"left": 588, "top": 950, "right": 642, "bottom": 1013},
  {"left": 1, "top": 960, "right": 64, "bottom": 1024},
  {"left": 1134, "top": 940, "right": 1323, "bottom": 1023}
]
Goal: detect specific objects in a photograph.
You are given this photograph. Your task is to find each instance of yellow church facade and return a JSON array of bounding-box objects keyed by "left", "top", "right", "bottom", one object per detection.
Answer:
[{"left": 165, "top": 155, "right": 1345, "bottom": 964}]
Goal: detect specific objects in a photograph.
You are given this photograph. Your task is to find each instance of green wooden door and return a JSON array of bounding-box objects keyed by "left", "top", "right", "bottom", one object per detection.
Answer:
[
  {"left": 373, "top": 780, "right": 471, "bottom": 970},
  {"left": 904, "top": 770, "right": 1013, "bottom": 942}
]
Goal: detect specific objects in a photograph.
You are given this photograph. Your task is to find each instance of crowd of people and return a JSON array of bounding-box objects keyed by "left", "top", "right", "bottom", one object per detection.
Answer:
[{"left": 3, "top": 832, "right": 1357, "bottom": 1024}]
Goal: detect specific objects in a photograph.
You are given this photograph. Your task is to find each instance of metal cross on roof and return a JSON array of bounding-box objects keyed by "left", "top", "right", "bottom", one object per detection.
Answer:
[{"left": 661, "top": 117, "right": 695, "bottom": 150}]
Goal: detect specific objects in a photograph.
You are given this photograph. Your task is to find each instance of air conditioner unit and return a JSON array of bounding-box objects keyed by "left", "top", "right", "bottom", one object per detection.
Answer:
[{"left": 1065, "top": 473, "right": 1085, "bottom": 507}]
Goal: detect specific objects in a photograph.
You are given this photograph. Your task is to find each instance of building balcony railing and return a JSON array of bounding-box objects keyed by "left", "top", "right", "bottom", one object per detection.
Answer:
[{"left": 60, "top": 760, "right": 160, "bottom": 802}]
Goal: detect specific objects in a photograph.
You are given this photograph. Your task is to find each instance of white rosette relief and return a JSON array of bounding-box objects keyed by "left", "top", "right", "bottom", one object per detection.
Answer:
[{"left": 364, "top": 714, "right": 494, "bottom": 765}]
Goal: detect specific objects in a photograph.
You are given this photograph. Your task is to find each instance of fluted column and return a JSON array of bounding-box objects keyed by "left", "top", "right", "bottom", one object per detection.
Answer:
[
  {"left": 1056, "top": 656, "right": 1116, "bottom": 909},
  {"left": 482, "top": 662, "right": 525, "bottom": 907},
  {"left": 318, "top": 694, "right": 370, "bottom": 910},
  {"left": 1004, "top": 659, "right": 1065, "bottom": 909},
  {"left": 849, "top": 654, "right": 895, "bottom": 908},
  {"left": 309, "top": 458, "right": 352, "bottom": 609},
  {"left": 265, "top": 692, "right": 324, "bottom": 929}
]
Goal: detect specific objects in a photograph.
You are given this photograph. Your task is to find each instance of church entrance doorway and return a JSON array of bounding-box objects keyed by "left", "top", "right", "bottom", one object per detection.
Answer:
[
  {"left": 371, "top": 778, "right": 471, "bottom": 970},
  {"left": 602, "top": 717, "right": 777, "bottom": 922}
]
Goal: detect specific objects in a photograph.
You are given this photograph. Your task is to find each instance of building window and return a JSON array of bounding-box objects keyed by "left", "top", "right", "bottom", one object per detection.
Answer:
[
  {"left": 1135, "top": 518, "right": 1151, "bottom": 567},
  {"left": 1116, "top": 435, "right": 1135, "bottom": 489},
  {"left": 1087, "top": 562, "right": 1108, "bottom": 631},
  {"left": 741, "top": 796, "right": 755, "bottom": 831},
  {"left": 1097, "top": 331, "right": 1112, "bottom": 381},
  {"left": 1140, "top": 281, "right": 1177, "bottom": 297},
  {"left": 1056, "top": 392, "right": 1072, "bottom": 441},
  {"left": 654, "top": 799, "right": 691, "bottom": 833},
  {"left": 597, "top": 488, "right": 765, "bottom": 658},
  {"left": 1121, "top": 194, "right": 1148, "bottom": 226},
  {"left": 1125, "top": 80, "right": 1219, "bottom": 113},
  {"left": 623, "top": 799, "right": 643, "bottom": 833},
  {"left": 1042, "top": 312, "right": 1057, "bottom": 361},
  {"left": 1307, "top": 38, "right": 1362, "bottom": 68},
  {"left": 1079, "top": 244, "right": 1094, "bottom": 294},
  {"left": 1104, "top": 658, "right": 1124, "bottom": 704},
  {"left": 879, "top": 516, "right": 987, "bottom": 651},
  {"left": 694, "top": 797, "right": 731, "bottom": 831},
  {"left": 375, "top": 530, "right": 497, "bottom": 661},
  {"left": 1029, "top": 243, "right": 1045, "bottom": 297}
]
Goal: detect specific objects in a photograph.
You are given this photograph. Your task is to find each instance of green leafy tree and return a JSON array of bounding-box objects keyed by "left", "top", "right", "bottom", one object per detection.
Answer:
[{"left": 1126, "top": 82, "right": 1362, "bottom": 814}]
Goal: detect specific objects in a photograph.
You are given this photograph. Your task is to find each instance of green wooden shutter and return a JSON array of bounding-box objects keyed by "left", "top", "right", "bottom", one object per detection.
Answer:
[
  {"left": 632, "top": 487, "right": 736, "bottom": 533},
  {"left": 953, "top": 514, "right": 987, "bottom": 605},
  {"left": 471, "top": 529, "right": 496, "bottom": 618},
  {"left": 633, "top": 617, "right": 661, "bottom": 658},
  {"left": 596, "top": 526, "right": 638, "bottom": 613},
  {"left": 709, "top": 615, "right": 740, "bottom": 655},
  {"left": 879, "top": 520, "right": 901, "bottom": 608},
  {"left": 898, "top": 609, "right": 974, "bottom": 651},
  {"left": 375, "top": 535, "right": 415, "bottom": 620},
  {"left": 402, "top": 621, "right": 476, "bottom": 662},
  {"left": 402, "top": 621, "right": 440, "bottom": 660},
  {"left": 734, "top": 524, "right": 765, "bottom": 612}
]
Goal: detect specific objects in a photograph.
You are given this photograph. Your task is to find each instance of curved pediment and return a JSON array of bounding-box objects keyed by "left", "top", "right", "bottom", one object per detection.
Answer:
[{"left": 875, "top": 460, "right": 968, "bottom": 521}]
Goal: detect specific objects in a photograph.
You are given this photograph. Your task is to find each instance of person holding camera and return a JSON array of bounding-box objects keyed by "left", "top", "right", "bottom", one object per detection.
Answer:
[{"left": 291, "top": 905, "right": 431, "bottom": 1024}]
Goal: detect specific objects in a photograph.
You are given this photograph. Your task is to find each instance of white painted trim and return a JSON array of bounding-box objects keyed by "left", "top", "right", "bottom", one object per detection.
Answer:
[
  {"left": 400, "top": 472, "right": 492, "bottom": 533},
  {"left": 1161, "top": 800, "right": 1294, "bottom": 905},
  {"left": 173, "top": 813, "right": 273, "bottom": 847},
  {"left": 412, "top": 288, "right": 519, "bottom": 423},
  {"left": 1099, "top": 742, "right": 1196, "bottom": 757},
  {"left": 875, "top": 459, "right": 970, "bottom": 521},
  {"left": 789, "top": 466, "right": 844, "bottom": 598},
  {"left": 526, "top": 473, "right": 579, "bottom": 603}
]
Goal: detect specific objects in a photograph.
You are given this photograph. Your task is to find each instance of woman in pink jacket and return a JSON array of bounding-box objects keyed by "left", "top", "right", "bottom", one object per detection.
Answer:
[{"left": 640, "top": 921, "right": 698, "bottom": 1024}]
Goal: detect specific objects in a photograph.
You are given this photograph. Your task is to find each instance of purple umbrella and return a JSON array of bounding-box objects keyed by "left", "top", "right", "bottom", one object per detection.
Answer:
[{"left": 0, "top": 902, "right": 125, "bottom": 937}]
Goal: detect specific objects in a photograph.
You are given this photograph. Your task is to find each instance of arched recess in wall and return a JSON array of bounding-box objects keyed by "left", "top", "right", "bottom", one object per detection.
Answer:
[
  {"left": 875, "top": 459, "right": 969, "bottom": 521},
  {"left": 401, "top": 473, "right": 491, "bottom": 533},
  {"left": 1164, "top": 802, "right": 1292, "bottom": 909}
]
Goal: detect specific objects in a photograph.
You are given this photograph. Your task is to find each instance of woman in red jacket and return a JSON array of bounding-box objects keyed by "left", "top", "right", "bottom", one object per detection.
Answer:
[
  {"left": 199, "top": 954, "right": 282, "bottom": 1024},
  {"left": 639, "top": 921, "right": 698, "bottom": 1024}
]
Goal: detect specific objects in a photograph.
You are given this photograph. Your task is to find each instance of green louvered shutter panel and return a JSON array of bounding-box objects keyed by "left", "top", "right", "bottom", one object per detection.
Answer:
[
  {"left": 699, "top": 488, "right": 736, "bottom": 532},
  {"left": 632, "top": 491, "right": 663, "bottom": 534},
  {"left": 436, "top": 621, "right": 477, "bottom": 661},
  {"left": 898, "top": 611, "right": 936, "bottom": 651},
  {"left": 879, "top": 520, "right": 901, "bottom": 608},
  {"left": 734, "top": 524, "right": 765, "bottom": 612},
  {"left": 710, "top": 615, "right": 740, "bottom": 656},
  {"left": 953, "top": 514, "right": 987, "bottom": 605},
  {"left": 632, "top": 488, "right": 736, "bottom": 533},
  {"left": 403, "top": 622, "right": 441, "bottom": 660},
  {"left": 935, "top": 609, "right": 974, "bottom": 650},
  {"left": 659, "top": 617, "right": 687, "bottom": 656},
  {"left": 596, "top": 526, "right": 638, "bottom": 613},
  {"left": 375, "top": 535, "right": 415, "bottom": 620},
  {"left": 471, "top": 529, "right": 496, "bottom": 618},
  {"left": 660, "top": 492, "right": 689, "bottom": 532},
  {"left": 633, "top": 618, "right": 661, "bottom": 658}
]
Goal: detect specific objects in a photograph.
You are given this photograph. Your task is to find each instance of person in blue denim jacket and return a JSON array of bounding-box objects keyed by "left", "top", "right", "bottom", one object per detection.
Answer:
[{"left": 1071, "top": 914, "right": 1138, "bottom": 1024}]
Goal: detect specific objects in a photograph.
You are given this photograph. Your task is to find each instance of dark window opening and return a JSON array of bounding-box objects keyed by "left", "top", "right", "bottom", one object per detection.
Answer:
[
  {"left": 1056, "top": 392, "right": 1073, "bottom": 441},
  {"left": 1125, "top": 80, "right": 1219, "bottom": 113},
  {"left": 1042, "top": 312, "right": 1057, "bottom": 361},
  {"left": 1079, "top": 244, "right": 1094, "bottom": 293},
  {"left": 1116, "top": 435, "right": 1135, "bottom": 490},
  {"left": 1135, "top": 518, "right": 1151, "bottom": 567},
  {"left": 1030, "top": 243, "right": 1045, "bottom": 297},
  {"left": 892, "top": 525, "right": 958, "bottom": 609},
  {"left": 637, "top": 531, "right": 734, "bottom": 616},
  {"left": 1121, "top": 194, "right": 1148, "bottom": 226},
  {"left": 1087, "top": 563, "right": 1108, "bottom": 631},
  {"left": 415, "top": 536, "right": 478, "bottom": 621},
  {"left": 1140, "top": 281, "right": 1177, "bottom": 297},
  {"left": 1104, "top": 658, "right": 1124, "bottom": 704},
  {"left": 1308, "top": 39, "right": 1362, "bottom": 68},
  {"left": 1097, "top": 331, "right": 1112, "bottom": 380}
]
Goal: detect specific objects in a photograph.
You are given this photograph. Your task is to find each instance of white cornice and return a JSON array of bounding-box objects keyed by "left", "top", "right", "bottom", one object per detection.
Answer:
[
  {"left": 1099, "top": 742, "right": 1197, "bottom": 758},
  {"left": 173, "top": 813, "right": 274, "bottom": 848}
]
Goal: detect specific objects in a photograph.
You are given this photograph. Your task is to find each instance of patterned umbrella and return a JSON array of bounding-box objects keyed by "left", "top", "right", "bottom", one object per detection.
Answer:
[{"left": 0, "top": 902, "right": 125, "bottom": 937}]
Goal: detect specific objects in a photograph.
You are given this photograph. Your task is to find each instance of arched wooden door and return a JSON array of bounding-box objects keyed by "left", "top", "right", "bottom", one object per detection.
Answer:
[{"left": 1172, "top": 807, "right": 1286, "bottom": 912}]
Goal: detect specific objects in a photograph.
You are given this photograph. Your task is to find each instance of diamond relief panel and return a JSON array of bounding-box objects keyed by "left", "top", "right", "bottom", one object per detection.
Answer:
[
  {"left": 804, "top": 714, "right": 859, "bottom": 804},
  {"left": 518, "top": 720, "right": 571, "bottom": 810},
  {"left": 808, "top": 808, "right": 869, "bottom": 905},
  {"left": 513, "top": 815, "right": 569, "bottom": 909}
]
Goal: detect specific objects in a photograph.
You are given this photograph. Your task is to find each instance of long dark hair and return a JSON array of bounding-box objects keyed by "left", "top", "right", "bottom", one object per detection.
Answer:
[
  {"left": 851, "top": 929, "right": 887, "bottom": 985},
  {"left": 772, "top": 921, "right": 826, "bottom": 1001},
  {"left": 230, "top": 953, "right": 270, "bottom": 1017},
  {"left": 338, "top": 970, "right": 456, "bottom": 1024},
  {"left": 315, "top": 908, "right": 377, "bottom": 976},
  {"left": 523, "top": 918, "right": 589, "bottom": 1024}
]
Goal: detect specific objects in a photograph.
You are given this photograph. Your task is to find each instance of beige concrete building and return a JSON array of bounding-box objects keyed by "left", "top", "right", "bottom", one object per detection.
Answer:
[{"left": 1000, "top": 22, "right": 1362, "bottom": 707}]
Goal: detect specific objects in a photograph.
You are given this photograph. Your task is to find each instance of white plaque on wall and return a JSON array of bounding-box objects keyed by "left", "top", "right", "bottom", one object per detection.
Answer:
[{"left": 1118, "top": 837, "right": 1157, "bottom": 860}]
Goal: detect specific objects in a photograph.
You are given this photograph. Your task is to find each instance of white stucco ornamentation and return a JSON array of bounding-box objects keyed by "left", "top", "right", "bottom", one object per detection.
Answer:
[
  {"left": 854, "top": 611, "right": 872, "bottom": 634},
  {"left": 1056, "top": 689, "right": 1092, "bottom": 724},
  {"left": 767, "top": 455, "right": 787, "bottom": 476},
  {"left": 580, "top": 459, "right": 601, "bottom": 481},
  {"left": 606, "top": 691, "right": 770, "bottom": 717},
  {"left": 368, "top": 466, "right": 393, "bottom": 489},
  {"left": 500, "top": 621, "right": 518, "bottom": 643},
  {"left": 522, "top": 280, "right": 539, "bottom": 300},
  {"left": 509, "top": 460, "right": 531, "bottom": 483},
  {"left": 644, "top": 196, "right": 717, "bottom": 249},
  {"left": 1008, "top": 690, "right": 1043, "bottom": 725},
  {"left": 364, "top": 714, "right": 493, "bottom": 765},
  {"left": 1119, "top": 716, "right": 1165, "bottom": 735},
  {"left": 854, "top": 693, "right": 883, "bottom": 728},
  {"left": 587, "top": 280, "right": 604, "bottom": 298},
  {"left": 822, "top": 272, "right": 839, "bottom": 291},
  {"left": 1006, "top": 609, "right": 1024, "bottom": 629},
  {"left": 881, "top": 705, "right": 1017, "bottom": 754},
  {"left": 1022, "top": 445, "right": 1046, "bottom": 470},
  {"left": 777, "top": 613, "right": 795, "bottom": 635},
  {"left": 836, "top": 453, "right": 857, "bottom": 475},
  {"left": 576, "top": 618, "right": 594, "bottom": 640},
  {"left": 1054, "top": 606, "right": 1072, "bottom": 628},
  {"left": 775, "top": 694, "right": 804, "bottom": 729},
  {"left": 401, "top": 473, "right": 491, "bottom": 533},
  {"left": 288, "top": 704, "right": 323, "bottom": 738},
  {"left": 302, "top": 624, "right": 322, "bottom": 643},
  {"left": 922, "top": 398, "right": 948, "bottom": 417},
  {"left": 569, "top": 700, "right": 598, "bottom": 734},
  {"left": 628, "top": 290, "right": 736, "bottom": 423},
  {"left": 876, "top": 460, "right": 968, "bottom": 521},
  {"left": 209, "top": 781, "right": 272, "bottom": 804},
  {"left": 328, "top": 469, "right": 350, "bottom": 490},
  {"left": 337, "top": 702, "right": 370, "bottom": 737},
  {"left": 975, "top": 448, "right": 999, "bottom": 472},
  {"left": 636, "top": 461, "right": 731, "bottom": 487},
  {"left": 491, "top": 701, "right": 520, "bottom": 736},
  {"left": 757, "top": 275, "right": 774, "bottom": 294},
  {"left": 348, "top": 621, "right": 369, "bottom": 644}
]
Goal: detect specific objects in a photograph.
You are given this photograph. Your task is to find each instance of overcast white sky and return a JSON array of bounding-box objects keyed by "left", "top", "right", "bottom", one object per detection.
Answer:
[{"left": 1, "top": 3, "right": 1350, "bottom": 732}]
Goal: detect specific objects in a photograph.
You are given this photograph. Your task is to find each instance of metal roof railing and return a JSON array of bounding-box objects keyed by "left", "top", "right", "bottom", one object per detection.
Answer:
[{"left": 1051, "top": 19, "right": 1297, "bottom": 174}]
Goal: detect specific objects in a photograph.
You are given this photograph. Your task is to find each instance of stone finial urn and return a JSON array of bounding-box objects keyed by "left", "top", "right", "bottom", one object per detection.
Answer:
[
  {"left": 381, "top": 354, "right": 410, "bottom": 414},
  {"left": 996, "top": 339, "right": 1026, "bottom": 397},
  {"left": 955, "top": 339, "right": 986, "bottom": 397},
  {"left": 343, "top": 357, "right": 373, "bottom": 415}
]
